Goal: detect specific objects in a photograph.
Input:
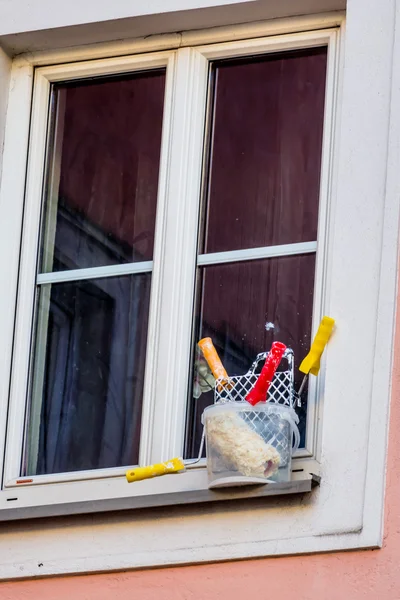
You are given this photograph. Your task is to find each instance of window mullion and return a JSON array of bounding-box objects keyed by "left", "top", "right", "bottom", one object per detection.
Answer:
[
  {"left": 197, "top": 241, "right": 318, "bottom": 266},
  {"left": 36, "top": 261, "right": 153, "bottom": 285},
  {"left": 143, "top": 48, "right": 209, "bottom": 464}
]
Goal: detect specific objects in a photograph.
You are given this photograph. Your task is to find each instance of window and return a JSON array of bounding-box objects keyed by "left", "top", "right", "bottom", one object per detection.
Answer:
[
  {"left": 19, "top": 44, "right": 328, "bottom": 479},
  {"left": 0, "top": 13, "right": 396, "bottom": 577},
  {"left": 185, "top": 48, "right": 327, "bottom": 457},
  {"left": 4, "top": 32, "right": 334, "bottom": 489},
  {"left": 26, "top": 70, "right": 165, "bottom": 475}
]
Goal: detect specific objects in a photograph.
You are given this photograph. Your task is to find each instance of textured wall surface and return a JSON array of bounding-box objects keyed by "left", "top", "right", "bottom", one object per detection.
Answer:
[
  {"left": 0, "top": 0, "right": 345, "bottom": 55},
  {"left": 0, "top": 0, "right": 253, "bottom": 35}
]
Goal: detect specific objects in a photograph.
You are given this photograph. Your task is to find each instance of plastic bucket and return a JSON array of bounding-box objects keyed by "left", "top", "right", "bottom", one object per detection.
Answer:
[{"left": 202, "top": 401, "right": 300, "bottom": 489}]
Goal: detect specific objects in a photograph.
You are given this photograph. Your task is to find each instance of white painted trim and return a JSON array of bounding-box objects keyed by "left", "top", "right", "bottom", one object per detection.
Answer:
[
  {"left": 4, "top": 457, "right": 315, "bottom": 490},
  {"left": 5, "top": 452, "right": 307, "bottom": 487},
  {"left": 143, "top": 47, "right": 209, "bottom": 463},
  {"left": 0, "top": 524, "right": 380, "bottom": 581},
  {"left": 196, "top": 28, "right": 335, "bottom": 60},
  {"left": 0, "top": 60, "right": 33, "bottom": 487},
  {"left": 36, "top": 261, "right": 154, "bottom": 285},
  {"left": 0, "top": 528, "right": 376, "bottom": 581},
  {"left": 5, "top": 466, "right": 127, "bottom": 486},
  {"left": 3, "top": 67, "right": 53, "bottom": 483},
  {"left": 40, "top": 88, "right": 66, "bottom": 274},
  {"left": 358, "top": 0, "right": 400, "bottom": 548},
  {"left": 19, "top": 12, "right": 345, "bottom": 67},
  {"left": 27, "top": 284, "right": 51, "bottom": 474},
  {"left": 197, "top": 241, "right": 317, "bottom": 266},
  {"left": 0, "top": 62, "right": 41, "bottom": 486},
  {"left": 34, "top": 50, "right": 174, "bottom": 83},
  {"left": 303, "top": 29, "right": 340, "bottom": 457},
  {"left": 27, "top": 90, "right": 67, "bottom": 474},
  {"left": 136, "top": 54, "right": 178, "bottom": 465}
]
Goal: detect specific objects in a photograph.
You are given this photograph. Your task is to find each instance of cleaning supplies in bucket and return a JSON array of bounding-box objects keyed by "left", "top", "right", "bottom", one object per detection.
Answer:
[
  {"left": 203, "top": 402, "right": 300, "bottom": 487},
  {"left": 124, "top": 319, "right": 335, "bottom": 489},
  {"left": 201, "top": 344, "right": 300, "bottom": 488}
]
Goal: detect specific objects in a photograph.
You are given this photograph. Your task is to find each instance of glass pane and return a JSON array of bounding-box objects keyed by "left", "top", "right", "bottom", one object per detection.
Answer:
[
  {"left": 40, "top": 69, "right": 166, "bottom": 273},
  {"left": 23, "top": 273, "right": 151, "bottom": 475},
  {"left": 185, "top": 254, "right": 315, "bottom": 459},
  {"left": 201, "top": 48, "right": 327, "bottom": 255}
]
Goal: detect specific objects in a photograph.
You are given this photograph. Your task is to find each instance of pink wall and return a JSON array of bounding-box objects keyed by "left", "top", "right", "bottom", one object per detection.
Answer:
[{"left": 1, "top": 322, "right": 400, "bottom": 598}]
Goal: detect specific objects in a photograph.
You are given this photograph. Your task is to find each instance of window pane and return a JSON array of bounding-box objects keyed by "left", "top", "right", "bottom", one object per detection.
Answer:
[
  {"left": 185, "top": 254, "right": 316, "bottom": 459},
  {"left": 40, "top": 69, "right": 166, "bottom": 273},
  {"left": 200, "top": 48, "right": 327, "bottom": 255},
  {"left": 23, "top": 273, "right": 151, "bottom": 475}
]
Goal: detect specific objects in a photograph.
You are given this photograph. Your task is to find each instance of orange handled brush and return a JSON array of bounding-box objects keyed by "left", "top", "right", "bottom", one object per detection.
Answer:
[{"left": 198, "top": 338, "right": 232, "bottom": 391}]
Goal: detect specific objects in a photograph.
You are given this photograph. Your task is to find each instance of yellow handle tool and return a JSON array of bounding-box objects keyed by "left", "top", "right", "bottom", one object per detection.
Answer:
[
  {"left": 297, "top": 316, "right": 335, "bottom": 397},
  {"left": 126, "top": 457, "right": 185, "bottom": 483},
  {"left": 300, "top": 316, "right": 335, "bottom": 375}
]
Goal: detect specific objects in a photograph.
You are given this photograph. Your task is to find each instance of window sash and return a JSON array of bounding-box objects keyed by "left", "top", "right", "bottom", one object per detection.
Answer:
[
  {"left": 2, "top": 29, "right": 337, "bottom": 490},
  {"left": 3, "top": 50, "right": 177, "bottom": 484},
  {"left": 161, "top": 30, "right": 337, "bottom": 464}
]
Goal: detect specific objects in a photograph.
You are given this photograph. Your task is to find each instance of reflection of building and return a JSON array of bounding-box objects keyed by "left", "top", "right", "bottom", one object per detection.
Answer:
[
  {"left": 28, "top": 70, "right": 163, "bottom": 476},
  {"left": 53, "top": 201, "right": 138, "bottom": 269},
  {"left": 32, "top": 204, "right": 150, "bottom": 474}
]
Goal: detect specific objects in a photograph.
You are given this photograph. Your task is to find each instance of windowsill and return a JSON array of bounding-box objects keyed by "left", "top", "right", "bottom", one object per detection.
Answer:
[{"left": 0, "top": 458, "right": 320, "bottom": 521}]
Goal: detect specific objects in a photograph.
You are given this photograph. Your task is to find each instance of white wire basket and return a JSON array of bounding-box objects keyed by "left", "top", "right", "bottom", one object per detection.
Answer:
[{"left": 214, "top": 348, "right": 296, "bottom": 408}]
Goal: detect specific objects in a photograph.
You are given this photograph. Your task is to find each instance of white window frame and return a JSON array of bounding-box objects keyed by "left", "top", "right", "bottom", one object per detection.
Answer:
[
  {"left": 4, "top": 50, "right": 179, "bottom": 485},
  {"left": 3, "top": 28, "right": 335, "bottom": 490},
  {"left": 0, "top": 11, "right": 398, "bottom": 579}
]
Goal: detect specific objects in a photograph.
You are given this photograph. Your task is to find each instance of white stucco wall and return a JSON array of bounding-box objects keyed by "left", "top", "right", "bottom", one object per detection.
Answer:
[
  {"left": 0, "top": 0, "right": 256, "bottom": 34},
  {"left": 0, "top": 0, "right": 347, "bottom": 36},
  {"left": 0, "top": 0, "right": 345, "bottom": 54}
]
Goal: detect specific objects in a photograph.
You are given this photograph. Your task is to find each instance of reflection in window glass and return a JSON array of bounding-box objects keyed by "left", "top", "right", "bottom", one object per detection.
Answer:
[
  {"left": 186, "top": 255, "right": 316, "bottom": 458},
  {"left": 40, "top": 69, "right": 166, "bottom": 273},
  {"left": 201, "top": 48, "right": 327, "bottom": 255},
  {"left": 24, "top": 69, "right": 166, "bottom": 475},
  {"left": 24, "top": 274, "right": 151, "bottom": 475}
]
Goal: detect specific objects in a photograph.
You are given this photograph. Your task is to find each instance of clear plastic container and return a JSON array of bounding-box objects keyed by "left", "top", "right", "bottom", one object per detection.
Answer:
[{"left": 202, "top": 401, "right": 300, "bottom": 489}]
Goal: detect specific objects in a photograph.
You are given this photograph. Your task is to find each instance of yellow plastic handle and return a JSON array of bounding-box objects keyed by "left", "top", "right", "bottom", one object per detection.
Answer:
[
  {"left": 126, "top": 457, "right": 185, "bottom": 483},
  {"left": 299, "top": 316, "right": 335, "bottom": 376}
]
